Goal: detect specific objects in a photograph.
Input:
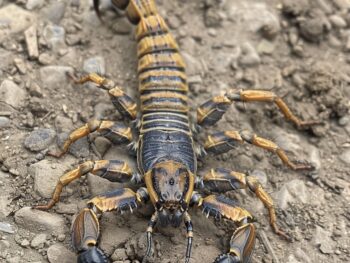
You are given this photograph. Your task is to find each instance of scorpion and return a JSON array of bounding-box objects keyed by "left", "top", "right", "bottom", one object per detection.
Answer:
[{"left": 34, "top": 0, "right": 320, "bottom": 262}]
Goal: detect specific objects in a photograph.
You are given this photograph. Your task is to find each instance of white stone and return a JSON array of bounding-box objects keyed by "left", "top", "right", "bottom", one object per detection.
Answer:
[
  {"left": 15, "top": 207, "right": 65, "bottom": 235},
  {"left": 47, "top": 244, "right": 76, "bottom": 263},
  {"left": 0, "top": 80, "right": 27, "bottom": 108},
  {"left": 40, "top": 66, "right": 74, "bottom": 89},
  {"left": 276, "top": 179, "right": 309, "bottom": 209}
]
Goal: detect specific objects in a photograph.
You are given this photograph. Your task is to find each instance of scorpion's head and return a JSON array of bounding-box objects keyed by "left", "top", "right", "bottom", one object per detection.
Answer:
[{"left": 145, "top": 159, "right": 195, "bottom": 227}]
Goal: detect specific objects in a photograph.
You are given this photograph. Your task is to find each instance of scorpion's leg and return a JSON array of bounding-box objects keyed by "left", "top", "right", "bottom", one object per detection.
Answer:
[
  {"left": 69, "top": 72, "right": 138, "bottom": 120},
  {"left": 197, "top": 89, "right": 320, "bottom": 128},
  {"left": 204, "top": 130, "right": 314, "bottom": 171},
  {"left": 193, "top": 194, "right": 256, "bottom": 263},
  {"left": 49, "top": 120, "right": 132, "bottom": 158},
  {"left": 198, "top": 168, "right": 290, "bottom": 240},
  {"left": 34, "top": 159, "right": 140, "bottom": 210},
  {"left": 72, "top": 187, "right": 149, "bottom": 263}
]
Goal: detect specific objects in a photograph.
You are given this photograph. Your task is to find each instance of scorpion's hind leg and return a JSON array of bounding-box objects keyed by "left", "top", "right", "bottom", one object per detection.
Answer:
[
  {"left": 49, "top": 119, "right": 133, "bottom": 158},
  {"left": 34, "top": 159, "right": 139, "bottom": 210},
  {"left": 199, "top": 168, "right": 290, "bottom": 240},
  {"left": 192, "top": 194, "right": 256, "bottom": 263},
  {"left": 203, "top": 130, "right": 314, "bottom": 171},
  {"left": 72, "top": 188, "right": 149, "bottom": 263}
]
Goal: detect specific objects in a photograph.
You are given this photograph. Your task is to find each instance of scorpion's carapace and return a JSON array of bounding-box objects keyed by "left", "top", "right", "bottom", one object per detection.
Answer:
[{"left": 34, "top": 0, "right": 320, "bottom": 262}]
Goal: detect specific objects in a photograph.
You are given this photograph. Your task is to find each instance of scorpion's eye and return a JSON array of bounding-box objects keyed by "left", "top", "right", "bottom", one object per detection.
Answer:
[{"left": 169, "top": 178, "right": 175, "bottom": 185}]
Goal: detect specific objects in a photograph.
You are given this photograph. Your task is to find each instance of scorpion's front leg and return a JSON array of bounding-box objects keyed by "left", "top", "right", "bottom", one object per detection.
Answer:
[
  {"left": 193, "top": 194, "right": 256, "bottom": 263},
  {"left": 34, "top": 159, "right": 140, "bottom": 210},
  {"left": 73, "top": 187, "right": 149, "bottom": 263},
  {"left": 49, "top": 120, "right": 132, "bottom": 158},
  {"left": 196, "top": 89, "right": 320, "bottom": 129},
  {"left": 198, "top": 168, "right": 290, "bottom": 240},
  {"left": 204, "top": 130, "right": 314, "bottom": 171}
]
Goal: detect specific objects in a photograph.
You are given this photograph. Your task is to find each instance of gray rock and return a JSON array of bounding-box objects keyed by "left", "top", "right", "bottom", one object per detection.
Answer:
[
  {"left": 257, "top": 40, "right": 275, "bottom": 55},
  {"left": 329, "top": 15, "right": 347, "bottom": 28},
  {"left": 47, "top": 244, "right": 76, "bottom": 263},
  {"left": 54, "top": 116, "right": 73, "bottom": 133},
  {"left": 250, "top": 170, "right": 267, "bottom": 187},
  {"left": 43, "top": 25, "right": 66, "bottom": 51},
  {"left": 24, "top": 25, "right": 39, "bottom": 59},
  {"left": 24, "top": 128, "right": 56, "bottom": 152},
  {"left": 28, "top": 81, "right": 43, "bottom": 98},
  {"left": 333, "top": 0, "right": 350, "bottom": 9},
  {"left": 94, "top": 136, "right": 112, "bottom": 157},
  {"left": 111, "top": 248, "right": 128, "bottom": 261},
  {"left": 13, "top": 58, "right": 27, "bottom": 74},
  {"left": 282, "top": 0, "right": 309, "bottom": 16},
  {"left": 57, "top": 132, "right": 90, "bottom": 158},
  {"left": 276, "top": 179, "right": 309, "bottom": 209},
  {"left": 339, "top": 149, "right": 350, "bottom": 164},
  {"left": 313, "top": 225, "right": 336, "bottom": 254},
  {"left": 87, "top": 174, "right": 120, "bottom": 197},
  {"left": 0, "top": 5, "right": 36, "bottom": 41},
  {"left": 40, "top": 66, "right": 73, "bottom": 89},
  {"left": 182, "top": 52, "right": 204, "bottom": 76},
  {"left": 56, "top": 203, "right": 78, "bottom": 215},
  {"left": 239, "top": 43, "right": 261, "bottom": 67},
  {"left": 0, "top": 222, "right": 14, "bottom": 234},
  {"left": 30, "top": 233, "right": 47, "bottom": 248},
  {"left": 212, "top": 52, "right": 236, "bottom": 74},
  {"left": 0, "top": 50, "right": 13, "bottom": 70},
  {"left": 99, "top": 214, "right": 133, "bottom": 255},
  {"left": 299, "top": 16, "right": 330, "bottom": 42},
  {"left": 0, "top": 117, "right": 10, "bottom": 128},
  {"left": 0, "top": 80, "right": 27, "bottom": 108},
  {"left": 83, "top": 56, "right": 106, "bottom": 75},
  {"left": 26, "top": 0, "right": 45, "bottom": 10},
  {"left": 15, "top": 207, "right": 65, "bottom": 235},
  {"left": 111, "top": 18, "right": 132, "bottom": 34},
  {"left": 38, "top": 53, "right": 54, "bottom": 65},
  {"left": 45, "top": 2, "right": 66, "bottom": 24},
  {"left": 29, "top": 158, "right": 75, "bottom": 198},
  {"left": 0, "top": 172, "right": 14, "bottom": 219}
]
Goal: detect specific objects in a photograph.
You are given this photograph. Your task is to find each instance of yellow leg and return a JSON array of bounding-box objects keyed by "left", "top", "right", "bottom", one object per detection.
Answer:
[
  {"left": 226, "top": 89, "right": 321, "bottom": 129},
  {"left": 204, "top": 130, "right": 314, "bottom": 171},
  {"left": 49, "top": 120, "right": 132, "bottom": 158},
  {"left": 201, "top": 168, "right": 290, "bottom": 240},
  {"left": 68, "top": 72, "right": 138, "bottom": 119},
  {"left": 34, "top": 160, "right": 134, "bottom": 210}
]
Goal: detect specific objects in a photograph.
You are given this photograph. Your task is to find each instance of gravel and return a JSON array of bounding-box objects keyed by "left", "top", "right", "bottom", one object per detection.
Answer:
[{"left": 24, "top": 129, "right": 56, "bottom": 152}]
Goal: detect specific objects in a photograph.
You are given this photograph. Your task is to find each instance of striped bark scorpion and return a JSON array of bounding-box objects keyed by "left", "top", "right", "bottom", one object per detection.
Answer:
[{"left": 34, "top": 1, "right": 320, "bottom": 262}]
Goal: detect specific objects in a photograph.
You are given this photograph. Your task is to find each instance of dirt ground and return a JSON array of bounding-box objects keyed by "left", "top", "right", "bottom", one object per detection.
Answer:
[{"left": 0, "top": 0, "right": 349, "bottom": 262}]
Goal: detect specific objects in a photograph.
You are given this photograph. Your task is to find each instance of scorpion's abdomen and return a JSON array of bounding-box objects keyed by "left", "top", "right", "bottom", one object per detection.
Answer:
[{"left": 138, "top": 130, "right": 196, "bottom": 174}]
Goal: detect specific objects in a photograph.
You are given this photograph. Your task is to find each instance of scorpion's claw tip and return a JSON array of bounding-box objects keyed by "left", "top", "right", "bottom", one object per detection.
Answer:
[{"left": 214, "top": 254, "right": 240, "bottom": 263}]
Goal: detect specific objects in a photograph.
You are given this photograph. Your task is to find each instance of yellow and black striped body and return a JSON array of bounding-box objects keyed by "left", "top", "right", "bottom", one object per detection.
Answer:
[{"left": 117, "top": 1, "right": 196, "bottom": 174}]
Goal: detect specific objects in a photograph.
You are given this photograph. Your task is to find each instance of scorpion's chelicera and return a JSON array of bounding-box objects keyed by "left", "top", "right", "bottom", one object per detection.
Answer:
[{"left": 34, "top": 1, "right": 319, "bottom": 262}]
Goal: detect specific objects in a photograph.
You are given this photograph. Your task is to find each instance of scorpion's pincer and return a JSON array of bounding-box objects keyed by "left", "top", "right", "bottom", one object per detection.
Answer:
[
  {"left": 214, "top": 254, "right": 240, "bottom": 263},
  {"left": 77, "top": 247, "right": 109, "bottom": 263}
]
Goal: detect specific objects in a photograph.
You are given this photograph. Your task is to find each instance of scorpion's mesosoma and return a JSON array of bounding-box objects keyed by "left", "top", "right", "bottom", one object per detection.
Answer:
[{"left": 35, "top": 0, "right": 319, "bottom": 262}]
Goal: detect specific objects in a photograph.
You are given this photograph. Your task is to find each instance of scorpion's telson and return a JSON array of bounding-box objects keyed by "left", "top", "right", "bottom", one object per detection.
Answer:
[{"left": 34, "top": 1, "right": 320, "bottom": 263}]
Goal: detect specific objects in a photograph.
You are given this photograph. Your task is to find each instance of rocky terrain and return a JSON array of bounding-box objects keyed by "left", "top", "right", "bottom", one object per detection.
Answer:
[{"left": 0, "top": 0, "right": 349, "bottom": 262}]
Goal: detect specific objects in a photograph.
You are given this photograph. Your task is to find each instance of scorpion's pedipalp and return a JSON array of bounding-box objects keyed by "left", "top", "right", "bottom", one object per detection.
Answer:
[{"left": 204, "top": 129, "right": 315, "bottom": 171}]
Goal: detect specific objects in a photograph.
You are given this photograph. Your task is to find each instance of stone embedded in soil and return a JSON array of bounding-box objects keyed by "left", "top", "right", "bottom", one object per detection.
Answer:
[
  {"left": 282, "top": 0, "right": 310, "bottom": 16},
  {"left": 0, "top": 222, "right": 15, "bottom": 234},
  {"left": 24, "top": 128, "right": 56, "bottom": 152},
  {"left": 182, "top": 52, "right": 205, "bottom": 76},
  {"left": 47, "top": 243, "right": 76, "bottom": 263},
  {"left": 94, "top": 136, "right": 112, "bottom": 157},
  {"left": 313, "top": 225, "right": 336, "bottom": 255},
  {"left": 299, "top": 16, "right": 330, "bottom": 43},
  {"left": 339, "top": 149, "right": 350, "bottom": 164},
  {"left": 83, "top": 56, "right": 106, "bottom": 75},
  {"left": 0, "top": 4, "right": 36, "bottom": 41},
  {"left": 15, "top": 207, "right": 65, "bottom": 235},
  {"left": 111, "top": 248, "right": 128, "bottom": 261},
  {"left": 24, "top": 25, "right": 39, "bottom": 59},
  {"left": 26, "top": 0, "right": 45, "bottom": 10},
  {"left": 0, "top": 117, "right": 10, "bottom": 128},
  {"left": 239, "top": 42, "right": 261, "bottom": 67},
  {"left": 43, "top": 25, "right": 66, "bottom": 51},
  {"left": 329, "top": 15, "right": 347, "bottom": 28},
  {"left": 40, "top": 66, "right": 74, "bottom": 89},
  {"left": 112, "top": 18, "right": 133, "bottom": 34},
  {"left": 44, "top": 1, "right": 66, "bottom": 24},
  {"left": 29, "top": 158, "right": 75, "bottom": 198},
  {"left": 30, "top": 233, "right": 47, "bottom": 248},
  {"left": 276, "top": 179, "right": 309, "bottom": 209},
  {"left": 0, "top": 79, "right": 27, "bottom": 108}
]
